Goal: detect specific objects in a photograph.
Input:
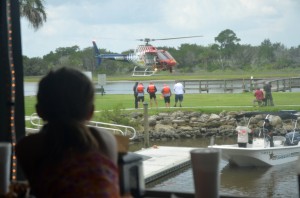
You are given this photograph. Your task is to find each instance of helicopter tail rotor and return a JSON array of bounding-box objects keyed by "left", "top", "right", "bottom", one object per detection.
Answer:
[{"left": 92, "top": 41, "right": 102, "bottom": 65}]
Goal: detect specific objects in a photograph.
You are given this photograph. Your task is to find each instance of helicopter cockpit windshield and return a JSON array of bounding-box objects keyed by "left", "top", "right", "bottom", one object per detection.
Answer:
[
  {"left": 161, "top": 50, "right": 175, "bottom": 60},
  {"left": 157, "top": 51, "right": 168, "bottom": 60}
]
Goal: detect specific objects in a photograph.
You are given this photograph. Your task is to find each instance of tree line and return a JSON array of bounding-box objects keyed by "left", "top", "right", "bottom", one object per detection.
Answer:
[
  {"left": 18, "top": 2, "right": 300, "bottom": 76},
  {"left": 19, "top": 0, "right": 300, "bottom": 76},
  {"left": 23, "top": 29, "right": 300, "bottom": 76}
]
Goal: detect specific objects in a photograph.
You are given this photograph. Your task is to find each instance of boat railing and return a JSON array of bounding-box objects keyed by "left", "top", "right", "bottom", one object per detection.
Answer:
[
  {"left": 28, "top": 113, "right": 137, "bottom": 140},
  {"left": 290, "top": 119, "right": 299, "bottom": 143}
]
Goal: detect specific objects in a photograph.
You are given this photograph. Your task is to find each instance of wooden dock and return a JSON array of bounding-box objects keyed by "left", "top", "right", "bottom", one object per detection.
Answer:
[
  {"left": 135, "top": 146, "right": 198, "bottom": 183},
  {"left": 182, "top": 77, "right": 300, "bottom": 93}
]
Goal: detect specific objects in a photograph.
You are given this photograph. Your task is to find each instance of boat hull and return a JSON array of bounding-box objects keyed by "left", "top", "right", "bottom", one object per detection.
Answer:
[{"left": 209, "top": 144, "right": 300, "bottom": 167}]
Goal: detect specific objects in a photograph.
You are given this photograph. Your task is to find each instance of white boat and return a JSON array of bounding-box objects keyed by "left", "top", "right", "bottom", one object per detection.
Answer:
[
  {"left": 209, "top": 137, "right": 300, "bottom": 167},
  {"left": 209, "top": 112, "right": 300, "bottom": 167}
]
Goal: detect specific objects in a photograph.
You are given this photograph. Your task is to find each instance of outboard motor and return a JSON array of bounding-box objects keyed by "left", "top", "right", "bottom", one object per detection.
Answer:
[{"left": 285, "top": 132, "right": 300, "bottom": 146}]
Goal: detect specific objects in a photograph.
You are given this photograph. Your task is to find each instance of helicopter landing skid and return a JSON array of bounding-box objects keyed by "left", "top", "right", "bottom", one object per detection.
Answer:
[{"left": 132, "top": 66, "right": 157, "bottom": 76}]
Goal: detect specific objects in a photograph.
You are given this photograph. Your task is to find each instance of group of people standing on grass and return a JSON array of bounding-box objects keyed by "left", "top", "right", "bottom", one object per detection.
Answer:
[
  {"left": 253, "top": 81, "right": 274, "bottom": 107},
  {"left": 133, "top": 81, "right": 184, "bottom": 109}
]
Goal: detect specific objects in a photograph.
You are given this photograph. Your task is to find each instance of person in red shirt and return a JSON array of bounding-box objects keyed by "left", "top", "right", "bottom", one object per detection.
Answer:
[
  {"left": 253, "top": 88, "right": 264, "bottom": 107},
  {"left": 147, "top": 82, "right": 158, "bottom": 108}
]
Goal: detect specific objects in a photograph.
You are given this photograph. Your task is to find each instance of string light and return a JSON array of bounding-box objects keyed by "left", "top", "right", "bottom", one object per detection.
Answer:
[{"left": 6, "top": 0, "right": 17, "bottom": 181}]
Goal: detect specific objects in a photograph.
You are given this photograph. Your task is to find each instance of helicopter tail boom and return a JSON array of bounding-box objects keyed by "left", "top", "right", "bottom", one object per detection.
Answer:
[{"left": 92, "top": 41, "right": 131, "bottom": 65}]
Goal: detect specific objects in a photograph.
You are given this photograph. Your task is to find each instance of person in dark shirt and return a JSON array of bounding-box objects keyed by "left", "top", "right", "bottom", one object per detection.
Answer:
[
  {"left": 263, "top": 119, "right": 274, "bottom": 147},
  {"left": 133, "top": 82, "right": 138, "bottom": 109},
  {"left": 263, "top": 82, "right": 274, "bottom": 106}
]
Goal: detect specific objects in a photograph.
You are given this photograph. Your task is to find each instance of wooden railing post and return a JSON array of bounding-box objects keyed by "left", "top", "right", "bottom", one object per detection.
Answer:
[{"left": 143, "top": 102, "right": 149, "bottom": 148}]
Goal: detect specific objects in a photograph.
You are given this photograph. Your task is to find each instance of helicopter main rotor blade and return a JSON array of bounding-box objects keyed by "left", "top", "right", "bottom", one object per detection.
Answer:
[
  {"left": 136, "top": 38, "right": 153, "bottom": 42},
  {"left": 152, "top": 35, "right": 203, "bottom": 41}
]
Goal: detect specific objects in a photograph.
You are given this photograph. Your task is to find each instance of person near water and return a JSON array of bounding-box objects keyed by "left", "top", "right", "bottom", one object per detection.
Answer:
[
  {"left": 161, "top": 84, "right": 172, "bottom": 108},
  {"left": 253, "top": 88, "right": 264, "bottom": 107},
  {"left": 263, "top": 119, "right": 274, "bottom": 147},
  {"left": 236, "top": 126, "right": 252, "bottom": 148},
  {"left": 173, "top": 81, "right": 184, "bottom": 107},
  {"left": 263, "top": 82, "right": 274, "bottom": 106},
  {"left": 133, "top": 82, "right": 138, "bottom": 109},
  {"left": 147, "top": 82, "right": 158, "bottom": 108},
  {"left": 136, "top": 82, "right": 145, "bottom": 108}
]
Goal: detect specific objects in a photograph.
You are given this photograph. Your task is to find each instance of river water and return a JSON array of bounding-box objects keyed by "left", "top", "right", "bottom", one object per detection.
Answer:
[
  {"left": 129, "top": 138, "right": 299, "bottom": 198},
  {"left": 24, "top": 81, "right": 201, "bottom": 96},
  {"left": 24, "top": 81, "right": 300, "bottom": 96}
]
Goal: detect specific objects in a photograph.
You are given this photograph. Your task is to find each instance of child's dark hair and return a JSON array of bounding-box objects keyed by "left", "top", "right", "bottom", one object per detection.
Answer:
[
  {"left": 37, "top": 67, "right": 99, "bottom": 161},
  {"left": 37, "top": 67, "right": 94, "bottom": 122}
]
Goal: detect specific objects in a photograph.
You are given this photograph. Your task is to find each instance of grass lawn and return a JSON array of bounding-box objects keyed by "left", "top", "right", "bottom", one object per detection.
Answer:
[
  {"left": 25, "top": 92, "right": 300, "bottom": 117},
  {"left": 24, "top": 70, "right": 300, "bottom": 127}
]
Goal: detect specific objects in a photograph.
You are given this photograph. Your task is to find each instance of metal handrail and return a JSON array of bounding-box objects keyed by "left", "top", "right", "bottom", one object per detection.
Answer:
[
  {"left": 86, "top": 125, "right": 125, "bottom": 136},
  {"left": 30, "top": 113, "right": 42, "bottom": 129},
  {"left": 28, "top": 113, "right": 137, "bottom": 140},
  {"left": 88, "top": 121, "right": 137, "bottom": 140}
]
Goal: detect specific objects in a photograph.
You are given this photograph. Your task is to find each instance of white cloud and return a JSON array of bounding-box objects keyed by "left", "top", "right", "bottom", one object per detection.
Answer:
[{"left": 21, "top": 0, "right": 300, "bottom": 57}]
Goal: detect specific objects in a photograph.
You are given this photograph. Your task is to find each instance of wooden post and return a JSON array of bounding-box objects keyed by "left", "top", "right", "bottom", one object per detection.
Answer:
[
  {"left": 206, "top": 81, "right": 209, "bottom": 93},
  {"left": 199, "top": 80, "right": 201, "bottom": 93},
  {"left": 143, "top": 102, "right": 149, "bottom": 148},
  {"left": 250, "top": 78, "right": 253, "bottom": 92}
]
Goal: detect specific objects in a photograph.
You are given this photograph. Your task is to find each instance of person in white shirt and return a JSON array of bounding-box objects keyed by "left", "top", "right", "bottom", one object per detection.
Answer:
[
  {"left": 236, "top": 126, "right": 252, "bottom": 148},
  {"left": 173, "top": 81, "right": 184, "bottom": 107}
]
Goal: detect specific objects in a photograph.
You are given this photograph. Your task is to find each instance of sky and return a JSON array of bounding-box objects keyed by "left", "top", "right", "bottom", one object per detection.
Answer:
[{"left": 21, "top": 0, "right": 300, "bottom": 58}]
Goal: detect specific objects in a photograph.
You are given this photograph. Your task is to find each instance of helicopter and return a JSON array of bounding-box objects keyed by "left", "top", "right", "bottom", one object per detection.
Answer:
[{"left": 92, "top": 36, "right": 202, "bottom": 76}]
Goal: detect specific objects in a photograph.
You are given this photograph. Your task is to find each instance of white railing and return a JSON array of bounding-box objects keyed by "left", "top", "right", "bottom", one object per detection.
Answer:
[
  {"left": 27, "top": 113, "right": 137, "bottom": 140},
  {"left": 88, "top": 121, "right": 137, "bottom": 140},
  {"left": 30, "top": 113, "right": 42, "bottom": 129}
]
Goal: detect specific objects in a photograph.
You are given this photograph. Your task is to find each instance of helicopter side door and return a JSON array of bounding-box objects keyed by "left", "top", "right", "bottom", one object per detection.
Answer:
[{"left": 144, "top": 52, "right": 156, "bottom": 66}]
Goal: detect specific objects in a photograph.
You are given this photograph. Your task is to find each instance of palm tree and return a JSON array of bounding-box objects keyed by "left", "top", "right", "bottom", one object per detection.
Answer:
[{"left": 19, "top": 0, "right": 47, "bottom": 30}]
